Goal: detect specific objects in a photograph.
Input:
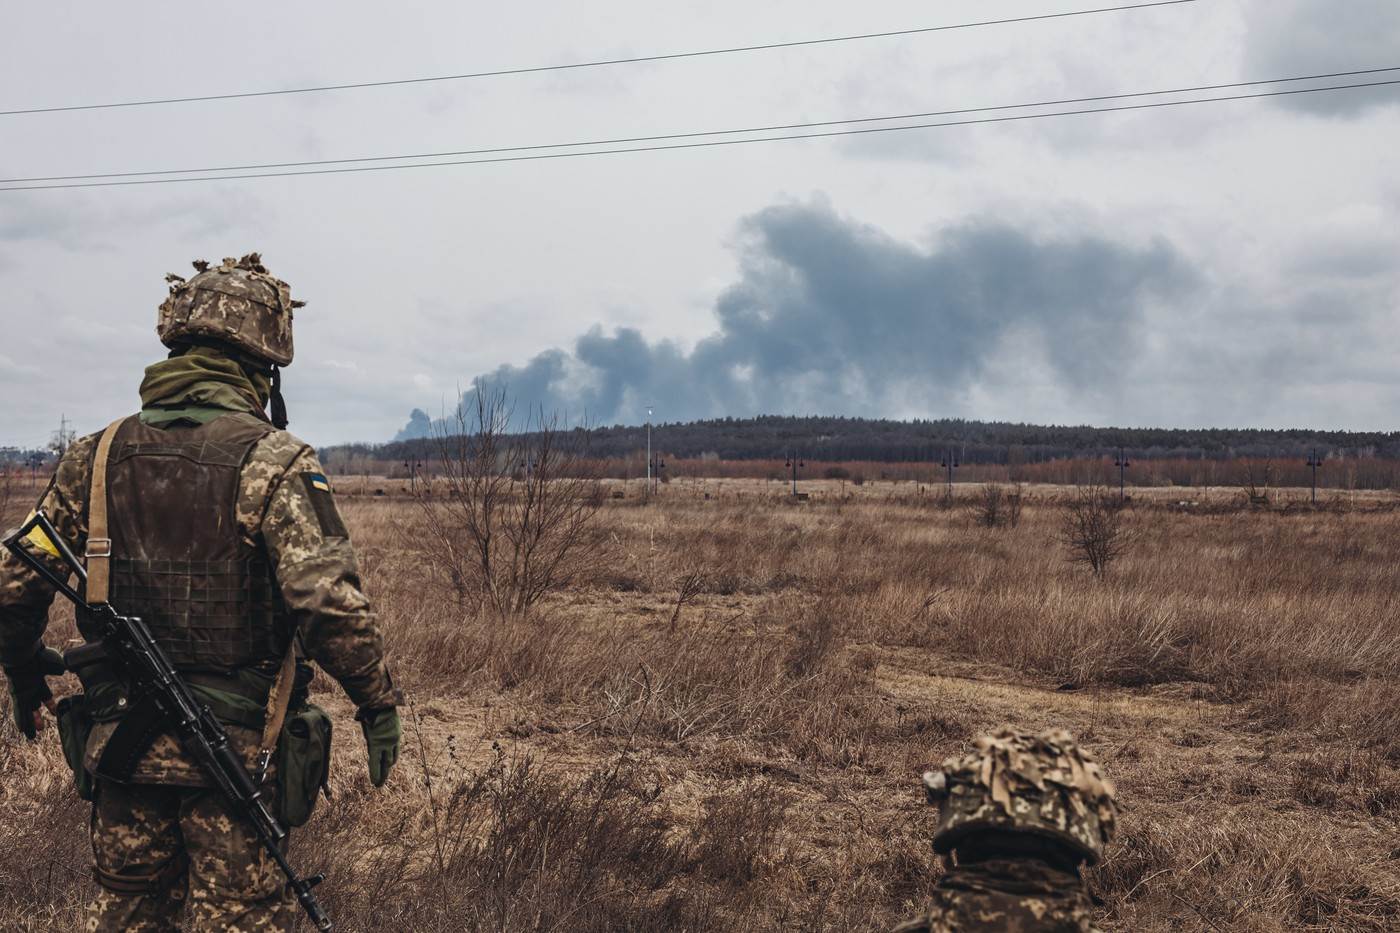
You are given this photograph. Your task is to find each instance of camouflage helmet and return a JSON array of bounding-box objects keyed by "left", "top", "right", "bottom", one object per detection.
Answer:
[
  {"left": 924, "top": 729, "right": 1117, "bottom": 866},
  {"left": 157, "top": 253, "right": 302, "bottom": 366}
]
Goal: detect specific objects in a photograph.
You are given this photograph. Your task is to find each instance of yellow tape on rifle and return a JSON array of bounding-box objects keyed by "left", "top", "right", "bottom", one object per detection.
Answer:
[{"left": 21, "top": 514, "right": 61, "bottom": 559}]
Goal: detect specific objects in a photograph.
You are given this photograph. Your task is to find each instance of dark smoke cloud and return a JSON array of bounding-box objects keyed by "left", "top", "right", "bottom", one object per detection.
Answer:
[{"left": 396, "top": 200, "right": 1194, "bottom": 438}]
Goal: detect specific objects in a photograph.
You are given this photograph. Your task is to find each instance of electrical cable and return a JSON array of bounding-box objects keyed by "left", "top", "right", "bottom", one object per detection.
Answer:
[
  {"left": 4, "top": 66, "right": 1394, "bottom": 185},
  {"left": 3, "top": 77, "right": 1394, "bottom": 192},
  {"left": 0, "top": 1, "right": 1199, "bottom": 116}
]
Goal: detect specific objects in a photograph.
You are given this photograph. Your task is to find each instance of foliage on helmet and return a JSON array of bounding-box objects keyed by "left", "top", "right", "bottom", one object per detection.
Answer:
[
  {"left": 157, "top": 253, "right": 304, "bottom": 366},
  {"left": 923, "top": 728, "right": 1117, "bottom": 865}
]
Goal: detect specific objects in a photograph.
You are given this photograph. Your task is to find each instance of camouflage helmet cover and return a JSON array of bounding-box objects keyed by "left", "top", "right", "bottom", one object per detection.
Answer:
[
  {"left": 157, "top": 253, "right": 302, "bottom": 366},
  {"left": 924, "top": 728, "right": 1118, "bottom": 865}
]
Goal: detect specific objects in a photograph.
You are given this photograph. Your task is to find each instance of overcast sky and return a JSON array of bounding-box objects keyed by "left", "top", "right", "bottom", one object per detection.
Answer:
[{"left": 2, "top": 0, "right": 1398, "bottom": 448}]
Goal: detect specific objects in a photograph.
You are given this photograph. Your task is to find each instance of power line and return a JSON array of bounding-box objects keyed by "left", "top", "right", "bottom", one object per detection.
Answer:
[
  {"left": 3, "top": 77, "right": 1395, "bottom": 192},
  {"left": 0, "top": 1, "right": 1199, "bottom": 117},
  {"left": 6, "top": 66, "right": 1394, "bottom": 185}
]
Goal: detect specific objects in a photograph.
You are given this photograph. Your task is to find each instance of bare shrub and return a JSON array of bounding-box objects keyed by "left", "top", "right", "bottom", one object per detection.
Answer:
[
  {"left": 690, "top": 779, "right": 792, "bottom": 884},
  {"left": 0, "top": 751, "right": 91, "bottom": 930},
  {"left": 413, "top": 386, "right": 605, "bottom": 618},
  {"left": 1006, "top": 482, "right": 1024, "bottom": 527},
  {"left": 1061, "top": 485, "right": 1130, "bottom": 574},
  {"left": 1241, "top": 459, "right": 1275, "bottom": 507},
  {"left": 669, "top": 569, "right": 706, "bottom": 631},
  {"left": 975, "top": 483, "right": 1023, "bottom": 528},
  {"left": 312, "top": 750, "right": 718, "bottom": 932},
  {"left": 975, "top": 483, "right": 1004, "bottom": 528}
]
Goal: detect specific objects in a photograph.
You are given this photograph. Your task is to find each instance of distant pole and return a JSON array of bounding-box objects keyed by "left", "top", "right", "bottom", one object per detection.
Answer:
[
  {"left": 786, "top": 452, "right": 803, "bottom": 495},
  {"left": 940, "top": 450, "right": 959, "bottom": 496},
  {"left": 403, "top": 459, "right": 423, "bottom": 495},
  {"left": 650, "top": 455, "right": 665, "bottom": 495},
  {"left": 1114, "top": 447, "right": 1131, "bottom": 502},
  {"left": 1307, "top": 448, "right": 1322, "bottom": 504},
  {"left": 645, "top": 406, "right": 653, "bottom": 500}
]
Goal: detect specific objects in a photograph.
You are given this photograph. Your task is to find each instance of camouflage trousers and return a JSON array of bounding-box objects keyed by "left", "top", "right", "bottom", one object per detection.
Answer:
[
  {"left": 892, "top": 859, "right": 1098, "bottom": 933},
  {"left": 87, "top": 779, "right": 295, "bottom": 932}
]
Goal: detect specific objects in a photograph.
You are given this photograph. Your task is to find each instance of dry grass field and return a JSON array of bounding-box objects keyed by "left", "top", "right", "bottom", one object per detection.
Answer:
[{"left": 4, "top": 477, "right": 1400, "bottom": 930}]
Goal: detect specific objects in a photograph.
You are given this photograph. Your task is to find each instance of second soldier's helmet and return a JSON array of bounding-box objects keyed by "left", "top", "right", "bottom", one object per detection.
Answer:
[
  {"left": 157, "top": 253, "right": 302, "bottom": 367},
  {"left": 923, "top": 728, "right": 1117, "bottom": 866}
]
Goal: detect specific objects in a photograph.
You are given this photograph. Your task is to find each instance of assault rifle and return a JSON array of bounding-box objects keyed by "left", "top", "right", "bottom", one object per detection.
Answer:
[{"left": 3, "top": 510, "right": 332, "bottom": 931}]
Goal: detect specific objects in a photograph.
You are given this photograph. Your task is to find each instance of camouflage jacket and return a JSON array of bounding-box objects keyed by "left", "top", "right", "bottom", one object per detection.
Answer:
[
  {"left": 0, "top": 413, "right": 397, "bottom": 784},
  {"left": 892, "top": 859, "right": 1099, "bottom": 933}
]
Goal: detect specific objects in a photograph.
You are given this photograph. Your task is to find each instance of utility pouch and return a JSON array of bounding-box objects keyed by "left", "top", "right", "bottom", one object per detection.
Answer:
[
  {"left": 275, "top": 704, "right": 332, "bottom": 827},
  {"left": 55, "top": 695, "right": 96, "bottom": 801},
  {"left": 64, "top": 642, "right": 129, "bottom": 723}
]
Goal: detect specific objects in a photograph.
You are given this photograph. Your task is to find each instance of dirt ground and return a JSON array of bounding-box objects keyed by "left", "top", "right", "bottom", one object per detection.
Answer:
[{"left": 3, "top": 478, "right": 1400, "bottom": 930}]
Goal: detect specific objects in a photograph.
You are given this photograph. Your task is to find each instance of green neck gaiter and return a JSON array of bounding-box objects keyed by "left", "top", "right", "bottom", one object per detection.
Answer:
[{"left": 139, "top": 346, "right": 270, "bottom": 427}]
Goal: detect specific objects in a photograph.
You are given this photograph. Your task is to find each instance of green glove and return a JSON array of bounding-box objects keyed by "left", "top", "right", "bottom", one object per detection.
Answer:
[
  {"left": 4, "top": 645, "right": 65, "bottom": 740},
  {"left": 356, "top": 706, "right": 401, "bottom": 787}
]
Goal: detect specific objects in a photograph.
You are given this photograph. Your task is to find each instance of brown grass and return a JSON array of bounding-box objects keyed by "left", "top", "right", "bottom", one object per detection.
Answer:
[{"left": 4, "top": 480, "right": 1400, "bottom": 930}]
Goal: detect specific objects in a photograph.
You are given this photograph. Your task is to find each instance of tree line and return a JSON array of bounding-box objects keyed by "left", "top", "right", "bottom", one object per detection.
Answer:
[{"left": 328, "top": 414, "right": 1400, "bottom": 468}]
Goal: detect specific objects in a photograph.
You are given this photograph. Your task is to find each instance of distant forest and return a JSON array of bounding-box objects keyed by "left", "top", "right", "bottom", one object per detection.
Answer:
[{"left": 325, "top": 415, "right": 1400, "bottom": 466}]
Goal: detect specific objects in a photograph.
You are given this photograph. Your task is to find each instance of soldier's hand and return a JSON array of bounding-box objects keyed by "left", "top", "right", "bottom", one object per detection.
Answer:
[
  {"left": 356, "top": 706, "right": 401, "bottom": 787},
  {"left": 3, "top": 646, "right": 65, "bottom": 740}
]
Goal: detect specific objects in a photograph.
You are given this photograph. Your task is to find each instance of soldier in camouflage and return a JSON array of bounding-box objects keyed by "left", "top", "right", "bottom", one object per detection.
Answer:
[
  {"left": 894, "top": 729, "right": 1118, "bottom": 933},
  {"left": 0, "top": 254, "right": 402, "bottom": 931}
]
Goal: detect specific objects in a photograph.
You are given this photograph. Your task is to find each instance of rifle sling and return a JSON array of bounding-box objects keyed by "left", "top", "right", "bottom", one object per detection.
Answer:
[{"left": 85, "top": 418, "right": 125, "bottom": 604}]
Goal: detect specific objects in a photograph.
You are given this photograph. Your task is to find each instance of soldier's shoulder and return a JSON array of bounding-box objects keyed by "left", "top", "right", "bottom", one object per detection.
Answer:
[
  {"left": 236, "top": 428, "right": 318, "bottom": 532},
  {"left": 245, "top": 427, "right": 317, "bottom": 473},
  {"left": 51, "top": 427, "right": 105, "bottom": 490},
  {"left": 62, "top": 430, "right": 102, "bottom": 463}
]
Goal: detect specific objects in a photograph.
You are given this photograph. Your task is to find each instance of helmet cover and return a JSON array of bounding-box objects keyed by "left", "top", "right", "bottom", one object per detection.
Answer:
[
  {"left": 924, "top": 728, "right": 1117, "bottom": 865},
  {"left": 157, "top": 253, "right": 302, "bottom": 366}
]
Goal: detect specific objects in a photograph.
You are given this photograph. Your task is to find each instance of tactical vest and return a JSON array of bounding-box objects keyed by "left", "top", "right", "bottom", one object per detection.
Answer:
[{"left": 87, "top": 412, "right": 291, "bottom": 673}]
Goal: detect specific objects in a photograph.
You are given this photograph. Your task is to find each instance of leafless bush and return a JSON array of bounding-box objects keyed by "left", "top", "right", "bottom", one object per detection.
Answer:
[
  {"left": 975, "top": 483, "right": 1004, "bottom": 527},
  {"left": 1006, "top": 482, "right": 1024, "bottom": 527},
  {"left": 312, "top": 749, "right": 718, "bottom": 932},
  {"left": 1061, "top": 485, "right": 1130, "bottom": 574},
  {"left": 975, "top": 483, "right": 1023, "bottom": 528},
  {"left": 669, "top": 570, "right": 706, "bottom": 631},
  {"left": 413, "top": 386, "right": 605, "bottom": 618},
  {"left": 1241, "top": 459, "right": 1274, "bottom": 507},
  {"left": 689, "top": 779, "right": 792, "bottom": 884}
]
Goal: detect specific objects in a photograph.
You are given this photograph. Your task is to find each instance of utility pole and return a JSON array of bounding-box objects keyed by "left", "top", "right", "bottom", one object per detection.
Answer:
[
  {"left": 645, "top": 406, "right": 653, "bottom": 501},
  {"left": 1306, "top": 448, "right": 1322, "bottom": 505},
  {"left": 649, "top": 455, "right": 665, "bottom": 495},
  {"left": 785, "top": 452, "right": 804, "bottom": 495},
  {"left": 1114, "top": 447, "right": 1131, "bottom": 502},
  {"left": 940, "top": 450, "right": 959, "bottom": 497},
  {"left": 402, "top": 459, "right": 423, "bottom": 495}
]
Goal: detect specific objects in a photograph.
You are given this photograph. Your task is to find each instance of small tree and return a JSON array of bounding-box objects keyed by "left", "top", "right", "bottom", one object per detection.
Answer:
[
  {"left": 1006, "top": 483, "right": 1025, "bottom": 528},
  {"left": 413, "top": 386, "right": 605, "bottom": 618},
  {"left": 1062, "top": 485, "right": 1129, "bottom": 575},
  {"left": 976, "top": 483, "right": 1004, "bottom": 528},
  {"left": 977, "top": 483, "right": 1025, "bottom": 529},
  {"left": 1241, "top": 460, "right": 1274, "bottom": 507}
]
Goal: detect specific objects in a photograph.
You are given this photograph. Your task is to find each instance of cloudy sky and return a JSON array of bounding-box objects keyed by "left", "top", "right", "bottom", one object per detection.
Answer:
[{"left": 2, "top": 0, "right": 1398, "bottom": 448}]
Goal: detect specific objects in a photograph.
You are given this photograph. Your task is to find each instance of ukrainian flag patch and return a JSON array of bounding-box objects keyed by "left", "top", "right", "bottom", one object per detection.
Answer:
[{"left": 300, "top": 472, "right": 348, "bottom": 538}]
